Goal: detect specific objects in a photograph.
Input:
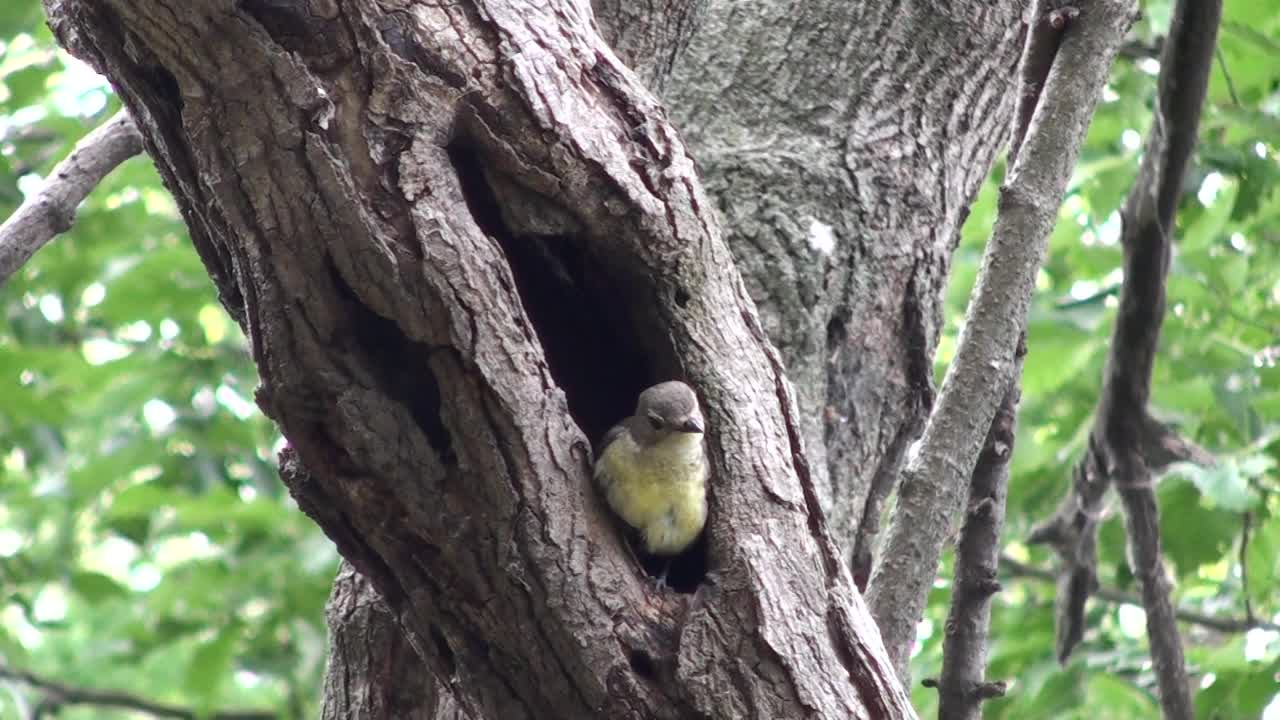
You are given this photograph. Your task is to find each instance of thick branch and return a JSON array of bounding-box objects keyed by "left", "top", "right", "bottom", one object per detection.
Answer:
[
  {"left": 866, "top": 0, "right": 1137, "bottom": 679},
  {"left": 0, "top": 664, "right": 275, "bottom": 720},
  {"left": 0, "top": 110, "right": 142, "bottom": 284},
  {"left": 322, "top": 562, "right": 473, "bottom": 720}
]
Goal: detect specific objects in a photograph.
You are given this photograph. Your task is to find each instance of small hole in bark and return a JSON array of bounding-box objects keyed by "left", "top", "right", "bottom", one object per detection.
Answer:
[
  {"left": 628, "top": 649, "right": 656, "bottom": 680},
  {"left": 825, "top": 309, "right": 849, "bottom": 349},
  {"left": 674, "top": 287, "right": 690, "bottom": 308},
  {"left": 238, "top": 0, "right": 323, "bottom": 50},
  {"left": 135, "top": 63, "right": 184, "bottom": 115}
]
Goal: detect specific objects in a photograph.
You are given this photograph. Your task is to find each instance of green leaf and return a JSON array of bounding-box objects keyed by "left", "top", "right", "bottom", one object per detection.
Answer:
[
  {"left": 69, "top": 571, "right": 130, "bottom": 603},
  {"left": 107, "top": 482, "right": 181, "bottom": 519},
  {"left": 1245, "top": 520, "right": 1279, "bottom": 609},
  {"left": 1168, "top": 459, "right": 1259, "bottom": 512},
  {"left": 184, "top": 625, "right": 240, "bottom": 703},
  {"left": 1179, "top": 183, "right": 1236, "bottom": 251},
  {"left": 1086, "top": 673, "right": 1158, "bottom": 717},
  {"left": 1157, "top": 478, "right": 1239, "bottom": 577}
]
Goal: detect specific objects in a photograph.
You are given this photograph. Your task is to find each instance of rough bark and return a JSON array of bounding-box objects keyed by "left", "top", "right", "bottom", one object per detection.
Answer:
[
  {"left": 652, "top": 2, "right": 1027, "bottom": 575},
  {"left": 933, "top": 348, "right": 1021, "bottom": 720},
  {"left": 42, "top": 0, "right": 912, "bottom": 717},
  {"left": 323, "top": 562, "right": 472, "bottom": 720}
]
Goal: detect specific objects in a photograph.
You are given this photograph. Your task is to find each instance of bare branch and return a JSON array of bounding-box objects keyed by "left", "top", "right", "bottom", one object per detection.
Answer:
[
  {"left": 0, "top": 663, "right": 275, "bottom": 720},
  {"left": 1024, "top": 0, "right": 1221, "bottom": 716},
  {"left": 933, "top": 3, "right": 1073, "bottom": 710},
  {"left": 866, "top": 0, "right": 1138, "bottom": 679},
  {"left": 0, "top": 110, "right": 143, "bottom": 285},
  {"left": 1140, "top": 415, "right": 1215, "bottom": 471},
  {"left": 1010, "top": 4, "right": 1081, "bottom": 163},
  {"left": 1001, "top": 556, "right": 1279, "bottom": 634},
  {"left": 936, "top": 338, "right": 1025, "bottom": 720}
]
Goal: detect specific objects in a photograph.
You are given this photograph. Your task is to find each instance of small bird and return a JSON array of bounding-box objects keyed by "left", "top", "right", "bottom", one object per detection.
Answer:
[{"left": 594, "top": 381, "right": 708, "bottom": 559}]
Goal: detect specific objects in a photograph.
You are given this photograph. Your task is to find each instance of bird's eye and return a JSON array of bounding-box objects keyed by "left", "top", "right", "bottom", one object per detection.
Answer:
[{"left": 647, "top": 413, "right": 663, "bottom": 430}]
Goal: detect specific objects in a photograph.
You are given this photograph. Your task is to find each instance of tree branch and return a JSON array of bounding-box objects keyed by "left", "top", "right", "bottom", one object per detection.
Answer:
[
  {"left": 932, "top": 5, "right": 1078, "bottom": 711},
  {"left": 935, "top": 339, "right": 1025, "bottom": 720},
  {"left": 866, "top": 0, "right": 1138, "bottom": 679},
  {"left": 1000, "top": 556, "right": 1279, "bottom": 634},
  {"left": 0, "top": 664, "right": 276, "bottom": 720},
  {"left": 1025, "top": 0, "right": 1222, "bottom": 716},
  {"left": 0, "top": 109, "right": 143, "bottom": 285}
]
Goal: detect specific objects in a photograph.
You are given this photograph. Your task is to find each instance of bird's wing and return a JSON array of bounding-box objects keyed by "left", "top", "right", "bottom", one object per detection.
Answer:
[
  {"left": 598, "top": 423, "right": 628, "bottom": 453},
  {"left": 594, "top": 421, "right": 629, "bottom": 489}
]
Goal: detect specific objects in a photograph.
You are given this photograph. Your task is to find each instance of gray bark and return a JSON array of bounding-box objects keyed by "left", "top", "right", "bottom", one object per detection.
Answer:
[
  {"left": 323, "top": 562, "right": 472, "bottom": 720},
  {"left": 604, "top": 1, "right": 1027, "bottom": 579},
  {"left": 867, "top": 0, "right": 1139, "bottom": 676}
]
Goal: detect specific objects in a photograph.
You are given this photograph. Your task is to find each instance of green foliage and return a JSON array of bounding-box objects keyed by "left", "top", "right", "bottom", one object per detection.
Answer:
[
  {"left": 0, "top": 3, "right": 335, "bottom": 716},
  {"left": 921, "top": 1, "right": 1280, "bottom": 717},
  {"left": 2, "top": 0, "right": 1277, "bottom": 717}
]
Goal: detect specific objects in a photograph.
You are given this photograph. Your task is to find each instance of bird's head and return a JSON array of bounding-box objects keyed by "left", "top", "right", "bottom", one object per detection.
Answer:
[{"left": 632, "top": 381, "right": 704, "bottom": 446}]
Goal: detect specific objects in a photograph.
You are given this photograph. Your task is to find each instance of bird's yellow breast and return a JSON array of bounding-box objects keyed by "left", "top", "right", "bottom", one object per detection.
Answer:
[{"left": 595, "top": 431, "right": 707, "bottom": 555}]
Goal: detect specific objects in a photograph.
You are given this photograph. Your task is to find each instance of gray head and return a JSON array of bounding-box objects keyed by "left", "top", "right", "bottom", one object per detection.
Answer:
[{"left": 631, "top": 381, "right": 703, "bottom": 445}]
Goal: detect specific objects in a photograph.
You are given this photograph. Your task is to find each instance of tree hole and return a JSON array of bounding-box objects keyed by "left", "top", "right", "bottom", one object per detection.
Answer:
[
  {"left": 446, "top": 140, "right": 657, "bottom": 441},
  {"left": 628, "top": 649, "right": 656, "bottom": 681}
]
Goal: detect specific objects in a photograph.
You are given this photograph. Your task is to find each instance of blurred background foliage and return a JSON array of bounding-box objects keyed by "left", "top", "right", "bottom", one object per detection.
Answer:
[
  {"left": 0, "top": 2, "right": 334, "bottom": 718},
  {"left": 917, "top": 2, "right": 1280, "bottom": 718},
  {"left": 0, "top": 0, "right": 1276, "bottom": 718}
]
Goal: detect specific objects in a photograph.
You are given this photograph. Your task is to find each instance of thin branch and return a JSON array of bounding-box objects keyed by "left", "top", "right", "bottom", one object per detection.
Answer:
[
  {"left": 0, "top": 110, "right": 143, "bottom": 285},
  {"left": 1103, "top": 1, "right": 1223, "bottom": 717},
  {"left": 935, "top": 339, "right": 1025, "bottom": 720},
  {"left": 933, "top": 8, "right": 1061, "bottom": 705},
  {"left": 1000, "top": 555, "right": 1280, "bottom": 633},
  {"left": 933, "top": 5, "right": 1087, "bottom": 710},
  {"left": 1240, "top": 511, "right": 1255, "bottom": 623},
  {"left": 866, "top": 0, "right": 1139, "bottom": 679},
  {"left": 1010, "top": 4, "right": 1081, "bottom": 164},
  {"left": 1214, "top": 45, "right": 1240, "bottom": 107},
  {"left": 1026, "top": 11, "right": 1223, "bottom": 719},
  {"left": 0, "top": 664, "right": 276, "bottom": 720}
]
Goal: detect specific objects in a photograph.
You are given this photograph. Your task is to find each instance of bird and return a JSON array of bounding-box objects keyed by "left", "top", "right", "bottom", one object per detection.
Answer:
[{"left": 593, "top": 381, "right": 708, "bottom": 561}]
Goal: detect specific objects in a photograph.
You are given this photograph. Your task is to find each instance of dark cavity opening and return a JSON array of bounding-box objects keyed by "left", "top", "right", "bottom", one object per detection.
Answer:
[
  {"left": 642, "top": 530, "right": 708, "bottom": 595},
  {"left": 445, "top": 140, "right": 656, "bottom": 441},
  {"left": 628, "top": 649, "right": 656, "bottom": 681},
  {"left": 448, "top": 140, "right": 711, "bottom": 592},
  {"left": 329, "top": 264, "right": 456, "bottom": 465}
]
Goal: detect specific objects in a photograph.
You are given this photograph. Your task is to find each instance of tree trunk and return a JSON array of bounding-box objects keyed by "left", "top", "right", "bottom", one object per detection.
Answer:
[
  {"left": 43, "top": 0, "right": 1024, "bottom": 716},
  {"left": 599, "top": 1, "right": 1026, "bottom": 576}
]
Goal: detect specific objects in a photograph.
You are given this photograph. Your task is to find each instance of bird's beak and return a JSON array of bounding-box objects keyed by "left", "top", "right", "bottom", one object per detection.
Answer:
[{"left": 678, "top": 416, "right": 704, "bottom": 434}]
